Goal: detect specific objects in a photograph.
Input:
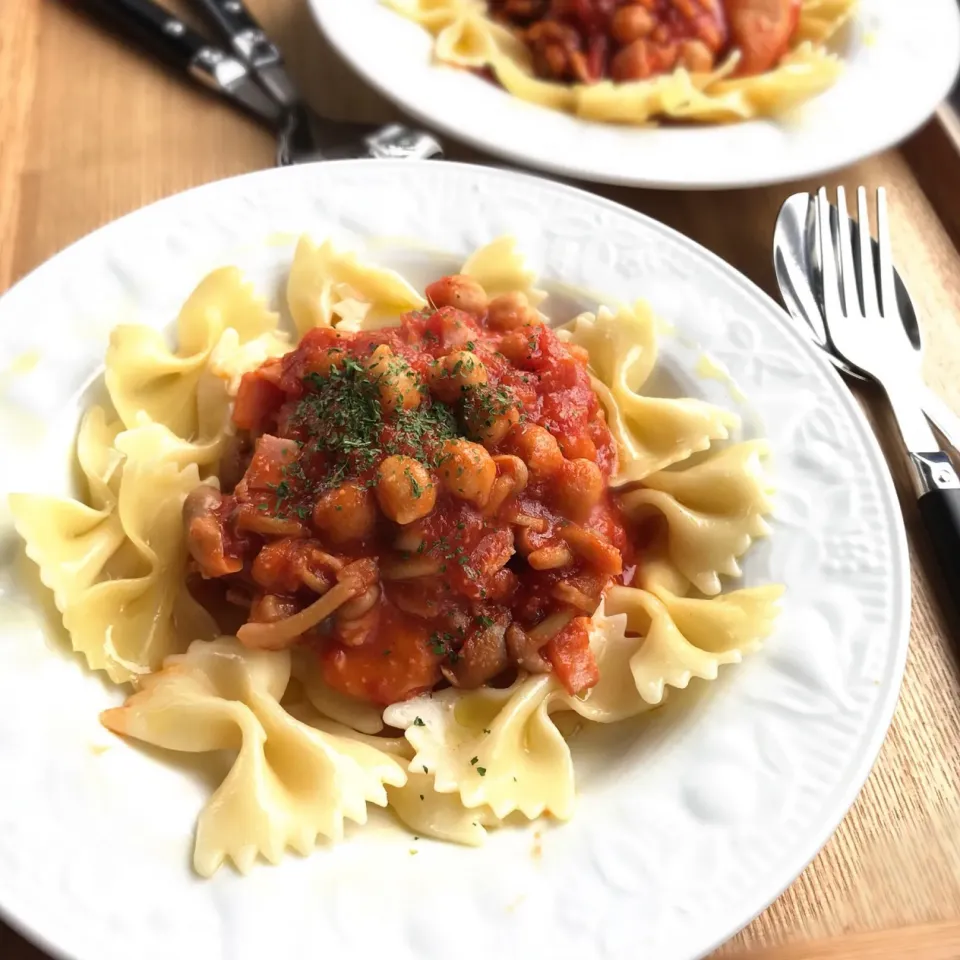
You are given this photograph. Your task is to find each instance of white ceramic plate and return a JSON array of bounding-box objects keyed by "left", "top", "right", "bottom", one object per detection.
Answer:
[
  {"left": 308, "top": 0, "right": 960, "bottom": 188},
  {"left": 0, "top": 161, "right": 908, "bottom": 960}
]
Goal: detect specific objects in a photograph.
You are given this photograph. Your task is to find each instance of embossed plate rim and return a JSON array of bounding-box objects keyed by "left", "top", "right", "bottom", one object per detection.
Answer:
[{"left": 0, "top": 161, "right": 910, "bottom": 960}]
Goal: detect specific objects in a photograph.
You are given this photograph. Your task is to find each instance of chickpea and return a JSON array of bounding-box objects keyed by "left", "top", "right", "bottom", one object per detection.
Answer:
[
  {"left": 678, "top": 39, "right": 714, "bottom": 73},
  {"left": 497, "top": 330, "right": 537, "bottom": 366},
  {"left": 553, "top": 458, "right": 604, "bottom": 521},
  {"left": 425, "top": 275, "right": 488, "bottom": 317},
  {"left": 429, "top": 308, "right": 476, "bottom": 352},
  {"left": 428, "top": 350, "right": 488, "bottom": 402},
  {"left": 312, "top": 481, "right": 377, "bottom": 543},
  {"left": 376, "top": 455, "right": 436, "bottom": 525},
  {"left": 558, "top": 432, "right": 598, "bottom": 461},
  {"left": 249, "top": 594, "right": 298, "bottom": 624},
  {"left": 486, "top": 292, "right": 542, "bottom": 331},
  {"left": 438, "top": 439, "right": 496, "bottom": 507},
  {"left": 611, "top": 38, "right": 677, "bottom": 83},
  {"left": 464, "top": 393, "right": 521, "bottom": 447},
  {"left": 506, "top": 422, "right": 563, "bottom": 478},
  {"left": 363, "top": 344, "right": 422, "bottom": 415},
  {"left": 611, "top": 5, "right": 655, "bottom": 45}
]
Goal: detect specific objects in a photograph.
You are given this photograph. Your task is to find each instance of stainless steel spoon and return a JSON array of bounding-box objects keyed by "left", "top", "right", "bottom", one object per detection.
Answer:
[{"left": 774, "top": 192, "right": 960, "bottom": 453}]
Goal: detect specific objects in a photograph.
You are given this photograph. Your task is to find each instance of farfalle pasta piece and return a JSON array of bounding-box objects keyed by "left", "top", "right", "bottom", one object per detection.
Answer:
[
  {"left": 385, "top": 597, "right": 667, "bottom": 832},
  {"left": 621, "top": 440, "right": 774, "bottom": 596},
  {"left": 603, "top": 583, "right": 783, "bottom": 704},
  {"left": 561, "top": 305, "right": 738, "bottom": 482},
  {"left": 114, "top": 414, "right": 225, "bottom": 474},
  {"left": 793, "top": 0, "right": 858, "bottom": 43},
  {"left": 208, "top": 327, "right": 292, "bottom": 397},
  {"left": 710, "top": 44, "right": 843, "bottom": 117},
  {"left": 77, "top": 405, "right": 124, "bottom": 507},
  {"left": 294, "top": 705, "right": 497, "bottom": 846},
  {"left": 434, "top": 10, "right": 510, "bottom": 68},
  {"left": 11, "top": 410, "right": 221, "bottom": 682},
  {"left": 287, "top": 236, "right": 426, "bottom": 335},
  {"left": 292, "top": 708, "right": 498, "bottom": 846},
  {"left": 387, "top": 771, "right": 500, "bottom": 846},
  {"left": 101, "top": 639, "right": 406, "bottom": 875},
  {"left": 564, "top": 602, "right": 658, "bottom": 724},
  {"left": 62, "top": 455, "right": 215, "bottom": 681},
  {"left": 9, "top": 407, "right": 125, "bottom": 611},
  {"left": 560, "top": 302, "right": 657, "bottom": 388},
  {"left": 293, "top": 653, "right": 386, "bottom": 735},
  {"left": 460, "top": 236, "right": 547, "bottom": 306},
  {"left": 571, "top": 60, "right": 742, "bottom": 124},
  {"left": 105, "top": 267, "right": 278, "bottom": 438},
  {"left": 385, "top": 676, "right": 575, "bottom": 821},
  {"left": 384, "top": 0, "right": 480, "bottom": 30}
]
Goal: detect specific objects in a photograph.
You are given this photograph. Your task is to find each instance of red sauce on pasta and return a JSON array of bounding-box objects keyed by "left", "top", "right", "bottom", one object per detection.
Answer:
[
  {"left": 184, "top": 275, "right": 635, "bottom": 706},
  {"left": 485, "top": 0, "right": 800, "bottom": 84}
]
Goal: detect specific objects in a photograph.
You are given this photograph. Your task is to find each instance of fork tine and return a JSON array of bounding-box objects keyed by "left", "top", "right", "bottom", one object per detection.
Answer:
[
  {"left": 856, "top": 187, "right": 880, "bottom": 317},
  {"left": 816, "top": 187, "right": 844, "bottom": 323},
  {"left": 835, "top": 186, "right": 858, "bottom": 316},
  {"left": 876, "top": 187, "right": 898, "bottom": 318}
]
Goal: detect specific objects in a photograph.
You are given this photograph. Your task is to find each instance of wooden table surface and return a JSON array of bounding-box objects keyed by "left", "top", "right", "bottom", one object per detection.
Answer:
[{"left": 2, "top": 1, "right": 960, "bottom": 957}]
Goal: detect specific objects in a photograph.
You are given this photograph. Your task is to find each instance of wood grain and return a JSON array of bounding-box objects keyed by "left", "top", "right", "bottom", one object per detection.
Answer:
[
  {"left": 1, "top": 1, "right": 960, "bottom": 957},
  {"left": 722, "top": 921, "right": 960, "bottom": 960}
]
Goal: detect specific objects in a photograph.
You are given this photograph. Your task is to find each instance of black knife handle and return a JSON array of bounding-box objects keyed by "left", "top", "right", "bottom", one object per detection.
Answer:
[
  {"left": 191, "top": 0, "right": 278, "bottom": 65},
  {"left": 918, "top": 487, "right": 960, "bottom": 604},
  {"left": 69, "top": 0, "right": 209, "bottom": 71}
]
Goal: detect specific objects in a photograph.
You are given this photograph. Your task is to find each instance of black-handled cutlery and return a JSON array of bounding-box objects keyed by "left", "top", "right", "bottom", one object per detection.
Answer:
[
  {"left": 70, "top": 0, "right": 282, "bottom": 125},
  {"left": 65, "top": 0, "right": 444, "bottom": 164},
  {"left": 191, "top": 0, "right": 299, "bottom": 111}
]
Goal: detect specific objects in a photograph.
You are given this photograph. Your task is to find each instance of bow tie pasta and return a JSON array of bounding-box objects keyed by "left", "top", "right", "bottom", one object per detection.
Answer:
[
  {"left": 384, "top": 586, "right": 780, "bottom": 842},
  {"left": 287, "top": 236, "right": 427, "bottom": 335},
  {"left": 10, "top": 410, "right": 218, "bottom": 682},
  {"left": 106, "top": 267, "right": 281, "bottom": 441},
  {"left": 12, "top": 234, "right": 782, "bottom": 871},
  {"left": 101, "top": 639, "right": 406, "bottom": 876},
  {"left": 559, "top": 305, "right": 739, "bottom": 484},
  {"left": 621, "top": 440, "right": 775, "bottom": 596}
]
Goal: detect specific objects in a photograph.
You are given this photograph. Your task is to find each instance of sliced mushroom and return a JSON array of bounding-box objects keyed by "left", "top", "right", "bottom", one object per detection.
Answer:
[
  {"left": 505, "top": 623, "right": 553, "bottom": 674},
  {"left": 249, "top": 594, "right": 299, "bottom": 624},
  {"left": 182, "top": 484, "right": 242, "bottom": 578},
  {"left": 441, "top": 613, "right": 510, "bottom": 689}
]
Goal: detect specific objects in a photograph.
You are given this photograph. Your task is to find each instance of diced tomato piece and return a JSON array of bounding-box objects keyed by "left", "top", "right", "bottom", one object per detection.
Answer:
[
  {"left": 241, "top": 434, "right": 300, "bottom": 491},
  {"left": 320, "top": 606, "right": 443, "bottom": 706},
  {"left": 727, "top": 0, "right": 801, "bottom": 76},
  {"left": 545, "top": 617, "right": 599, "bottom": 696},
  {"left": 233, "top": 373, "right": 284, "bottom": 433}
]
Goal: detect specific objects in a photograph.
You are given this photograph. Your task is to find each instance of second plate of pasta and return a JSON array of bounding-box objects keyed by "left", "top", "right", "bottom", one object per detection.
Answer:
[
  {"left": 0, "top": 161, "right": 908, "bottom": 960},
  {"left": 308, "top": 0, "right": 960, "bottom": 187}
]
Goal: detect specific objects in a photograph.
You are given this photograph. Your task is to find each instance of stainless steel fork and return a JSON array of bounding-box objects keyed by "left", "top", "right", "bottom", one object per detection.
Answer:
[
  {"left": 774, "top": 192, "right": 960, "bottom": 453},
  {"left": 814, "top": 186, "right": 960, "bottom": 595}
]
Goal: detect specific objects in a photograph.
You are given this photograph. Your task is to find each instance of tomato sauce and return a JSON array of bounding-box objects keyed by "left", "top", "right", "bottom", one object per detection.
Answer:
[{"left": 188, "top": 285, "right": 636, "bottom": 707}]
